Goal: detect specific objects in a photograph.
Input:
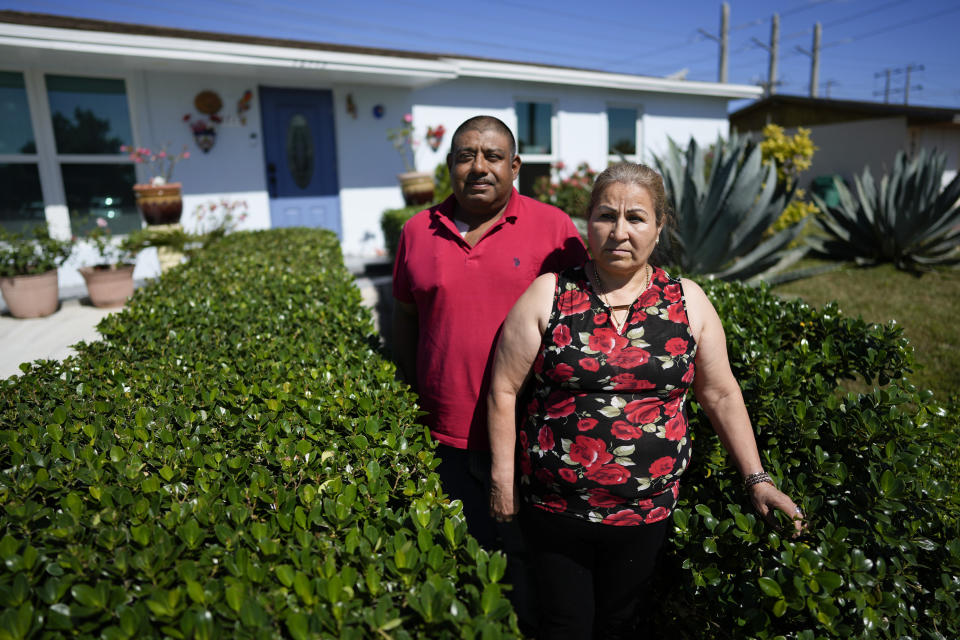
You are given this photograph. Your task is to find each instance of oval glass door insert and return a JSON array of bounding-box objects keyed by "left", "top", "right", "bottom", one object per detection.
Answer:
[{"left": 286, "top": 114, "right": 314, "bottom": 189}]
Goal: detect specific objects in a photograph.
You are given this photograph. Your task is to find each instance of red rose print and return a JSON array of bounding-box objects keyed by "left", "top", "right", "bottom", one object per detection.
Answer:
[
  {"left": 569, "top": 435, "right": 614, "bottom": 469},
  {"left": 629, "top": 310, "right": 647, "bottom": 325},
  {"left": 664, "top": 414, "right": 686, "bottom": 441},
  {"left": 588, "top": 328, "right": 628, "bottom": 354},
  {"left": 594, "top": 312, "right": 608, "bottom": 325},
  {"left": 546, "top": 391, "right": 576, "bottom": 418},
  {"left": 611, "top": 374, "right": 655, "bottom": 391},
  {"left": 579, "top": 357, "right": 600, "bottom": 372},
  {"left": 547, "top": 363, "right": 575, "bottom": 382},
  {"left": 577, "top": 417, "right": 598, "bottom": 431},
  {"left": 519, "top": 431, "right": 529, "bottom": 449},
  {"left": 644, "top": 506, "right": 671, "bottom": 523},
  {"left": 588, "top": 488, "right": 627, "bottom": 507},
  {"left": 533, "top": 352, "right": 544, "bottom": 374},
  {"left": 535, "top": 468, "right": 554, "bottom": 485},
  {"left": 637, "top": 498, "right": 654, "bottom": 510},
  {"left": 558, "top": 467, "right": 578, "bottom": 483},
  {"left": 681, "top": 362, "right": 695, "bottom": 383},
  {"left": 639, "top": 288, "right": 660, "bottom": 308},
  {"left": 610, "top": 420, "right": 643, "bottom": 439},
  {"left": 668, "top": 302, "right": 687, "bottom": 324},
  {"left": 665, "top": 337, "right": 688, "bottom": 356},
  {"left": 603, "top": 509, "right": 645, "bottom": 526},
  {"left": 663, "top": 283, "right": 682, "bottom": 303},
  {"left": 520, "top": 450, "right": 532, "bottom": 475},
  {"left": 625, "top": 400, "right": 660, "bottom": 424},
  {"left": 607, "top": 347, "right": 650, "bottom": 368},
  {"left": 558, "top": 290, "right": 591, "bottom": 316},
  {"left": 649, "top": 456, "right": 676, "bottom": 477},
  {"left": 671, "top": 482, "right": 680, "bottom": 499},
  {"left": 541, "top": 494, "right": 567, "bottom": 513},
  {"left": 527, "top": 397, "right": 539, "bottom": 415},
  {"left": 538, "top": 425, "right": 555, "bottom": 451},
  {"left": 585, "top": 463, "right": 631, "bottom": 485},
  {"left": 552, "top": 324, "right": 572, "bottom": 348},
  {"left": 663, "top": 395, "right": 682, "bottom": 417}
]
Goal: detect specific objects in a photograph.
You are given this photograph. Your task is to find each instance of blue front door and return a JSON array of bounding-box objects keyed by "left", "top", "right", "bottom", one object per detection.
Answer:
[{"left": 259, "top": 87, "right": 341, "bottom": 235}]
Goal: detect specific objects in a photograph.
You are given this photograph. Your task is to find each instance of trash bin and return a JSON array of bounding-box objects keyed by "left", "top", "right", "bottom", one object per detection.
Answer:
[{"left": 811, "top": 175, "right": 842, "bottom": 208}]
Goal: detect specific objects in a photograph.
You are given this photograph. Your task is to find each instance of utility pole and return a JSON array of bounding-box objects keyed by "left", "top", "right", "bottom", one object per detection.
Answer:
[
  {"left": 752, "top": 13, "right": 780, "bottom": 96},
  {"left": 904, "top": 63, "right": 923, "bottom": 105},
  {"left": 873, "top": 68, "right": 892, "bottom": 103},
  {"left": 795, "top": 22, "right": 822, "bottom": 97},
  {"left": 698, "top": 2, "right": 729, "bottom": 83},
  {"left": 875, "top": 65, "right": 923, "bottom": 104}
]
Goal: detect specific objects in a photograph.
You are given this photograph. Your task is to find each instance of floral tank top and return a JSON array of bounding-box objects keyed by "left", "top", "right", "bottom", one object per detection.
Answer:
[{"left": 519, "top": 264, "right": 697, "bottom": 525}]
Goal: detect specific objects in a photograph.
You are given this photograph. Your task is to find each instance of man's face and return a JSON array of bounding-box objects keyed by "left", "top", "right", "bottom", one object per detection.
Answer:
[{"left": 448, "top": 128, "right": 521, "bottom": 217}]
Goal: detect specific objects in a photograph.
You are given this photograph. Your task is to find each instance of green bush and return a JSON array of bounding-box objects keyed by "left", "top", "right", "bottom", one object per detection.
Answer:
[
  {"left": 0, "top": 229, "right": 519, "bottom": 638},
  {"left": 654, "top": 278, "right": 960, "bottom": 638},
  {"left": 381, "top": 205, "right": 421, "bottom": 258}
]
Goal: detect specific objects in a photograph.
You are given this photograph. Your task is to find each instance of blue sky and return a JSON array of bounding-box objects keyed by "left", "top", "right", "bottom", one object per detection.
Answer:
[{"left": 5, "top": 0, "right": 959, "bottom": 109}]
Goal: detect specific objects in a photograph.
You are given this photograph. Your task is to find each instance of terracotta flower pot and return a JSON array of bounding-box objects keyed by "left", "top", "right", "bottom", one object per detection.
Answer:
[
  {"left": 0, "top": 270, "right": 59, "bottom": 318},
  {"left": 134, "top": 183, "right": 183, "bottom": 225},
  {"left": 397, "top": 171, "right": 435, "bottom": 206},
  {"left": 80, "top": 264, "right": 135, "bottom": 308}
]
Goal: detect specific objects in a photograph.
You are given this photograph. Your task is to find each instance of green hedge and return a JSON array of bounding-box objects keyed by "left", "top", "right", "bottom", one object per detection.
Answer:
[
  {"left": 656, "top": 279, "right": 960, "bottom": 638},
  {"left": 380, "top": 205, "right": 420, "bottom": 258},
  {"left": 0, "top": 229, "right": 519, "bottom": 639}
]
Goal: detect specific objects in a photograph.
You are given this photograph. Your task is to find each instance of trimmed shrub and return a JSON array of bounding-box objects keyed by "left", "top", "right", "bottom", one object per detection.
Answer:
[
  {"left": 0, "top": 229, "right": 519, "bottom": 638},
  {"left": 381, "top": 205, "right": 421, "bottom": 258},
  {"left": 655, "top": 278, "right": 960, "bottom": 639}
]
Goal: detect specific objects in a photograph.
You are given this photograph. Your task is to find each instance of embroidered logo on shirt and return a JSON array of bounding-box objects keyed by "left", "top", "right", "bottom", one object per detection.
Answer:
[{"left": 514, "top": 257, "right": 521, "bottom": 267}]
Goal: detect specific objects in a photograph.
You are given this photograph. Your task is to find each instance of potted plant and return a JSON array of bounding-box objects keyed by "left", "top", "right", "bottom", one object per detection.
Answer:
[
  {"left": 387, "top": 113, "right": 434, "bottom": 206},
  {"left": 76, "top": 217, "right": 137, "bottom": 308},
  {"left": 0, "top": 224, "right": 73, "bottom": 318},
  {"left": 124, "top": 144, "right": 190, "bottom": 226}
]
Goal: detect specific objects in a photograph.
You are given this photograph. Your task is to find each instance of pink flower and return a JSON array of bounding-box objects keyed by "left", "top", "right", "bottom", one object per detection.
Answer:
[
  {"left": 403, "top": 113, "right": 413, "bottom": 123},
  {"left": 95, "top": 217, "right": 108, "bottom": 228}
]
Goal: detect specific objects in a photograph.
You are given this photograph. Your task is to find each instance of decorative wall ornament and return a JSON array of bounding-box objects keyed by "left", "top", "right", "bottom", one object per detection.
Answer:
[
  {"left": 372, "top": 104, "right": 384, "bottom": 119},
  {"left": 346, "top": 93, "right": 357, "bottom": 119},
  {"left": 237, "top": 90, "right": 253, "bottom": 125},
  {"left": 185, "top": 90, "right": 224, "bottom": 153},
  {"left": 426, "top": 124, "right": 446, "bottom": 151}
]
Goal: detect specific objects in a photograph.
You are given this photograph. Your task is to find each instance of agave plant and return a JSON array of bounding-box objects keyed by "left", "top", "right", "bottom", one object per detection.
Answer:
[
  {"left": 808, "top": 148, "right": 960, "bottom": 269},
  {"left": 654, "top": 133, "right": 807, "bottom": 282}
]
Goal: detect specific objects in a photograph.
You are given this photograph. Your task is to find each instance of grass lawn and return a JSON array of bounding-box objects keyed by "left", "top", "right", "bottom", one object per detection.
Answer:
[{"left": 772, "top": 263, "right": 960, "bottom": 403}]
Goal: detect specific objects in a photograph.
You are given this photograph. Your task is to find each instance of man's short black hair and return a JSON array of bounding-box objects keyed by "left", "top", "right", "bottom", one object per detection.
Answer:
[{"left": 449, "top": 115, "right": 517, "bottom": 158}]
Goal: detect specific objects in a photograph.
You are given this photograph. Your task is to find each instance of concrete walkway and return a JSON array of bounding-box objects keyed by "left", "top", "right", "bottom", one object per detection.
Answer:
[{"left": 1, "top": 260, "right": 394, "bottom": 380}]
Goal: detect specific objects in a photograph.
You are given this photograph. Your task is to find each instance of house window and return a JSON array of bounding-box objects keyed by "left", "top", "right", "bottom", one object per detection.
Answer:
[
  {"left": 607, "top": 107, "right": 639, "bottom": 161},
  {"left": 516, "top": 101, "right": 552, "bottom": 155},
  {"left": 0, "top": 71, "right": 44, "bottom": 233},
  {"left": 516, "top": 101, "right": 555, "bottom": 197},
  {"left": 45, "top": 74, "right": 138, "bottom": 234}
]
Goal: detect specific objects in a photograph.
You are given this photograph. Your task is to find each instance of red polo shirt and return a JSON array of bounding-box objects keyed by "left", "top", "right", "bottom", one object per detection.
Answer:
[{"left": 393, "top": 189, "right": 588, "bottom": 450}]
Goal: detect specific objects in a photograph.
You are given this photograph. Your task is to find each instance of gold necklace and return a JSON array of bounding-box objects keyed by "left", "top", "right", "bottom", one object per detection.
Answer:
[{"left": 590, "top": 262, "right": 652, "bottom": 332}]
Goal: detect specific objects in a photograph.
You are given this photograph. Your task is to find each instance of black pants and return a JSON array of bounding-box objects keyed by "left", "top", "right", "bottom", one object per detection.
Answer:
[
  {"left": 434, "top": 444, "right": 538, "bottom": 633},
  {"left": 521, "top": 506, "right": 668, "bottom": 640}
]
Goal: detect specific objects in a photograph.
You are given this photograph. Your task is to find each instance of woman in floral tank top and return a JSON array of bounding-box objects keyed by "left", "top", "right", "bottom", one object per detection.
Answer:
[{"left": 488, "top": 163, "right": 802, "bottom": 639}]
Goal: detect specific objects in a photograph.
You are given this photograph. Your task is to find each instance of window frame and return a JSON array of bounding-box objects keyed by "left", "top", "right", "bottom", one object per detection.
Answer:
[
  {"left": 5, "top": 67, "right": 143, "bottom": 237},
  {"left": 514, "top": 98, "right": 557, "bottom": 164},
  {"left": 604, "top": 103, "right": 644, "bottom": 164}
]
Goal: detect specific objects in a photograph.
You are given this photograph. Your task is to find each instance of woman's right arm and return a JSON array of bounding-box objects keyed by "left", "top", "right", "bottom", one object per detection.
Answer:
[{"left": 487, "top": 273, "right": 557, "bottom": 521}]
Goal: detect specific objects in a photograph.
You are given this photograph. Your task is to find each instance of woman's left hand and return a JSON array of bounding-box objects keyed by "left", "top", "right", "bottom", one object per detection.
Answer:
[{"left": 749, "top": 482, "right": 804, "bottom": 536}]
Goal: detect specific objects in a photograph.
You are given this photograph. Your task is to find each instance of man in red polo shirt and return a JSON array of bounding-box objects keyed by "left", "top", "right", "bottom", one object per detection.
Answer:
[{"left": 392, "top": 115, "right": 587, "bottom": 548}]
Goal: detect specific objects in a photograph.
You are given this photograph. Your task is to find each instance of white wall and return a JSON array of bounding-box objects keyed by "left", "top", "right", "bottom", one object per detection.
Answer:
[
  {"left": 910, "top": 126, "right": 960, "bottom": 186},
  {"left": 793, "top": 118, "right": 908, "bottom": 187}
]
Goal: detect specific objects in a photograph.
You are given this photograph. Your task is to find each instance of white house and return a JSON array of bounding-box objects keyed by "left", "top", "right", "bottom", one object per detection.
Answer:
[{"left": 0, "top": 11, "right": 761, "bottom": 287}]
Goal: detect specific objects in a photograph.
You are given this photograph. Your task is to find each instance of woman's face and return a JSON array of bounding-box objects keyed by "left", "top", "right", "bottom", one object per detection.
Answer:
[{"left": 587, "top": 181, "right": 662, "bottom": 274}]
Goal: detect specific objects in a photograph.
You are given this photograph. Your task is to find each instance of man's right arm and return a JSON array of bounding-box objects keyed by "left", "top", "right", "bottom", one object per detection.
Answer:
[{"left": 392, "top": 299, "right": 419, "bottom": 391}]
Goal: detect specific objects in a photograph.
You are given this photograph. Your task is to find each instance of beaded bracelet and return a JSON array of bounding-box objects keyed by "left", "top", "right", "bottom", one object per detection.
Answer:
[{"left": 743, "top": 471, "right": 774, "bottom": 488}]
